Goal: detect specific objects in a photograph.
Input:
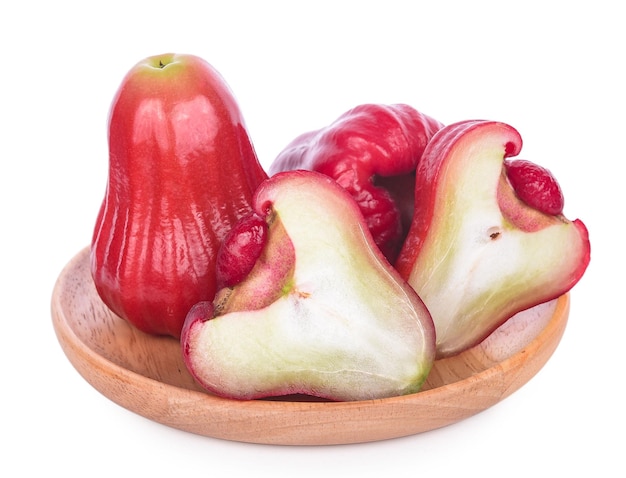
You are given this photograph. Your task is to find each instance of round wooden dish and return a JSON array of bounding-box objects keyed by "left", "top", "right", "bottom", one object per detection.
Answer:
[{"left": 51, "top": 247, "right": 569, "bottom": 446}]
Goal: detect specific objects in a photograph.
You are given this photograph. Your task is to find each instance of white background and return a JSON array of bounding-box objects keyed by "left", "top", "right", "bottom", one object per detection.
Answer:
[{"left": 2, "top": 1, "right": 622, "bottom": 476}]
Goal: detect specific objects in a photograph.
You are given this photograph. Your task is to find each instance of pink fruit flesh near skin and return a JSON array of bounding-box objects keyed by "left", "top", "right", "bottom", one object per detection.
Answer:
[
  {"left": 395, "top": 120, "right": 590, "bottom": 358},
  {"left": 181, "top": 170, "right": 436, "bottom": 401}
]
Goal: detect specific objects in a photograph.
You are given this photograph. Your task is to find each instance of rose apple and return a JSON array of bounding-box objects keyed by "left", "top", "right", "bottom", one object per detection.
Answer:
[{"left": 91, "top": 53, "right": 268, "bottom": 338}]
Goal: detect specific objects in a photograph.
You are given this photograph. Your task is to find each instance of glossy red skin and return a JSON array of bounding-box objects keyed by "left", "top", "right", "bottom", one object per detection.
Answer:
[
  {"left": 91, "top": 53, "right": 268, "bottom": 338},
  {"left": 269, "top": 104, "right": 443, "bottom": 263}
]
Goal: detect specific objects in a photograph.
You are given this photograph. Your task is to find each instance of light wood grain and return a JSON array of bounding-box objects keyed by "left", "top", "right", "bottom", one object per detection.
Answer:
[{"left": 51, "top": 247, "right": 569, "bottom": 445}]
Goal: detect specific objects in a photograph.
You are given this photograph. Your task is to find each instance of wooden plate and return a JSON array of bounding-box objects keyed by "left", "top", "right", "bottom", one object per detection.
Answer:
[{"left": 51, "top": 247, "right": 569, "bottom": 445}]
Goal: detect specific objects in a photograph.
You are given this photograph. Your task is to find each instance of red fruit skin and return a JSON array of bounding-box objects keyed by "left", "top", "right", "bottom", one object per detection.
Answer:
[
  {"left": 504, "top": 159, "right": 564, "bottom": 216},
  {"left": 269, "top": 104, "right": 443, "bottom": 263},
  {"left": 90, "top": 53, "right": 268, "bottom": 338}
]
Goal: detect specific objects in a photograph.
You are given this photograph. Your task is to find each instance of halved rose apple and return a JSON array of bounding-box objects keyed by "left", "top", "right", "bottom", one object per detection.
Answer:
[
  {"left": 395, "top": 120, "right": 590, "bottom": 358},
  {"left": 182, "top": 170, "right": 436, "bottom": 401}
]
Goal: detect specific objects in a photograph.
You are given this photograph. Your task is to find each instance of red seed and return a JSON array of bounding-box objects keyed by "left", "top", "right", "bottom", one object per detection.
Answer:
[
  {"left": 215, "top": 212, "right": 268, "bottom": 289},
  {"left": 504, "top": 159, "right": 564, "bottom": 216}
]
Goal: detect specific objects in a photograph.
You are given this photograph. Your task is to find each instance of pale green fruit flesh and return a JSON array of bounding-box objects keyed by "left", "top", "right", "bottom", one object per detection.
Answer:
[{"left": 186, "top": 171, "right": 435, "bottom": 401}]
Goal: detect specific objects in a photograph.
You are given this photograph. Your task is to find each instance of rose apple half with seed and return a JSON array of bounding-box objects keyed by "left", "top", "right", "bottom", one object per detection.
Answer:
[
  {"left": 395, "top": 120, "right": 590, "bottom": 358},
  {"left": 181, "top": 170, "right": 436, "bottom": 401},
  {"left": 91, "top": 53, "right": 267, "bottom": 338}
]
